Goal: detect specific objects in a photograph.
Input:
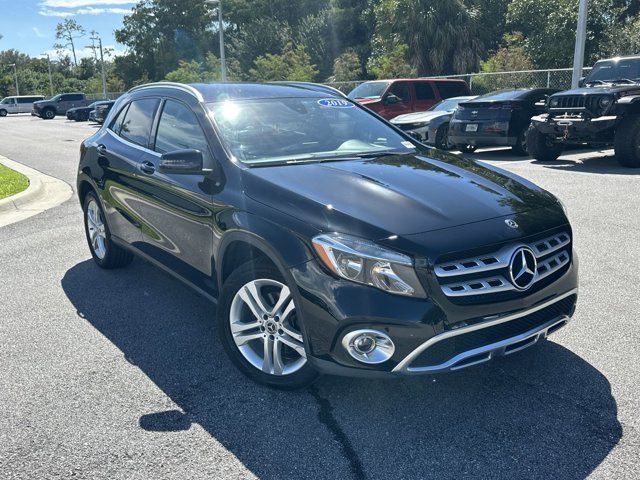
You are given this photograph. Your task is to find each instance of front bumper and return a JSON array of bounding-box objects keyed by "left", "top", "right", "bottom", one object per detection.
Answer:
[
  {"left": 531, "top": 113, "right": 617, "bottom": 142},
  {"left": 291, "top": 246, "right": 578, "bottom": 378},
  {"left": 449, "top": 134, "right": 517, "bottom": 148}
]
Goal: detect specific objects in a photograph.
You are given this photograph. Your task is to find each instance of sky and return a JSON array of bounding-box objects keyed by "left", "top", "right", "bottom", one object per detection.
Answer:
[{"left": 0, "top": 0, "right": 135, "bottom": 59}]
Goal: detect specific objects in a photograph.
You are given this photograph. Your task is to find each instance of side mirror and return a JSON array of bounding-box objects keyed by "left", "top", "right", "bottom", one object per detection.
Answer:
[
  {"left": 159, "top": 149, "right": 203, "bottom": 174},
  {"left": 578, "top": 77, "right": 585, "bottom": 88},
  {"left": 384, "top": 94, "right": 401, "bottom": 105}
]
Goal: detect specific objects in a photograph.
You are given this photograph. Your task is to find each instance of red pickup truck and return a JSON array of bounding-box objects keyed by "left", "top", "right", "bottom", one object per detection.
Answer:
[{"left": 348, "top": 78, "right": 470, "bottom": 120}]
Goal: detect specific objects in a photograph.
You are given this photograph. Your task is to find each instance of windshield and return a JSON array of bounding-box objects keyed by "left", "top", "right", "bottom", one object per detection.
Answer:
[
  {"left": 429, "top": 97, "right": 473, "bottom": 111},
  {"left": 348, "top": 82, "right": 390, "bottom": 100},
  {"left": 585, "top": 59, "right": 640, "bottom": 83},
  {"left": 207, "top": 97, "right": 416, "bottom": 165},
  {"left": 0, "top": 97, "right": 9, "bottom": 104}
]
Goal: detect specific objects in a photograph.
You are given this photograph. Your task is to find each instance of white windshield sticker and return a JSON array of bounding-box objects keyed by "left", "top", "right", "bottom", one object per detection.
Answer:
[
  {"left": 317, "top": 98, "right": 354, "bottom": 108},
  {"left": 401, "top": 141, "right": 415, "bottom": 148}
]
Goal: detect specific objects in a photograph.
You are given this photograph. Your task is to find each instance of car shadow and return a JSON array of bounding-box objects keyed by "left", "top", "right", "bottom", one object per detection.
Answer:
[{"left": 61, "top": 259, "right": 622, "bottom": 479}]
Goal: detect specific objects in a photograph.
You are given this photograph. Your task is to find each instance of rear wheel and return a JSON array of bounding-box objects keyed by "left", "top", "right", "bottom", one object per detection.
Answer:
[
  {"left": 218, "top": 261, "right": 318, "bottom": 389},
  {"left": 614, "top": 115, "right": 640, "bottom": 168},
  {"left": 83, "top": 191, "right": 133, "bottom": 269},
  {"left": 512, "top": 131, "right": 528, "bottom": 156},
  {"left": 526, "top": 125, "right": 563, "bottom": 162}
]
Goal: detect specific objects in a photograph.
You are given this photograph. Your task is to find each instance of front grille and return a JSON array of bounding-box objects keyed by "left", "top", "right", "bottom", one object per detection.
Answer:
[
  {"left": 549, "top": 95, "right": 606, "bottom": 116},
  {"left": 434, "top": 230, "right": 572, "bottom": 304},
  {"left": 411, "top": 294, "right": 576, "bottom": 368},
  {"left": 396, "top": 122, "right": 425, "bottom": 131}
]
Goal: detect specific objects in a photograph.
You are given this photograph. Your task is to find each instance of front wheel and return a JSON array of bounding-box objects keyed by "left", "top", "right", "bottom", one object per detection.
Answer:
[
  {"left": 512, "top": 131, "right": 528, "bottom": 156},
  {"left": 435, "top": 124, "right": 452, "bottom": 150},
  {"left": 43, "top": 108, "right": 56, "bottom": 120},
  {"left": 218, "top": 262, "right": 318, "bottom": 389},
  {"left": 0, "top": 109, "right": 7, "bottom": 117},
  {"left": 458, "top": 145, "right": 477, "bottom": 154},
  {"left": 526, "top": 125, "right": 563, "bottom": 162},
  {"left": 614, "top": 115, "right": 640, "bottom": 168}
]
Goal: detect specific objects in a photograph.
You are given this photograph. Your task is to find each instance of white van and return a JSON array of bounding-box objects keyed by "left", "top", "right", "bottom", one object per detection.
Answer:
[{"left": 0, "top": 95, "right": 46, "bottom": 116}]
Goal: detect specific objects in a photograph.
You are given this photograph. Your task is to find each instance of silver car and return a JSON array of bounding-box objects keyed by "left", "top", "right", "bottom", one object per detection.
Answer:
[
  {"left": 0, "top": 95, "right": 45, "bottom": 117},
  {"left": 391, "top": 96, "right": 476, "bottom": 149}
]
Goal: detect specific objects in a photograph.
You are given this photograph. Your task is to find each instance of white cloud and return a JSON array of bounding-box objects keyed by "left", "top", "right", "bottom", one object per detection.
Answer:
[
  {"left": 32, "top": 27, "right": 48, "bottom": 38},
  {"left": 41, "top": 1, "right": 134, "bottom": 7},
  {"left": 38, "top": 1, "right": 134, "bottom": 17}
]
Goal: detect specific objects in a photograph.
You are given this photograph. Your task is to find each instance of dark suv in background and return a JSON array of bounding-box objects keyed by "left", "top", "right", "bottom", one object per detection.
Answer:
[
  {"left": 348, "top": 78, "right": 470, "bottom": 119},
  {"left": 449, "top": 88, "right": 557, "bottom": 154},
  {"left": 77, "top": 82, "right": 578, "bottom": 388},
  {"left": 528, "top": 55, "right": 640, "bottom": 167}
]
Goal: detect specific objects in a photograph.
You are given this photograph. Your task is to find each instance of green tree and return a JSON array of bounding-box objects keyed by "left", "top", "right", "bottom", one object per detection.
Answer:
[
  {"left": 249, "top": 43, "right": 318, "bottom": 81},
  {"left": 54, "top": 19, "right": 86, "bottom": 67},
  {"left": 371, "top": 0, "right": 485, "bottom": 75},
  {"left": 366, "top": 43, "right": 416, "bottom": 79},
  {"left": 331, "top": 49, "right": 363, "bottom": 81}
]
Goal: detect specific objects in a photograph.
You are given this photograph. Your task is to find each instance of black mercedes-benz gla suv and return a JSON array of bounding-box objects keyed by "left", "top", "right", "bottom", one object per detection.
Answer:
[{"left": 77, "top": 82, "right": 578, "bottom": 388}]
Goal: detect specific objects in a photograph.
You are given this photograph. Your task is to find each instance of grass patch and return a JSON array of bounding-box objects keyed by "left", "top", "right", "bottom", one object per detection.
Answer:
[{"left": 0, "top": 163, "right": 29, "bottom": 200}]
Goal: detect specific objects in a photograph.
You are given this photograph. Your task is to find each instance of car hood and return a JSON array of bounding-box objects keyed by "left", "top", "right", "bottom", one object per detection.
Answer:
[
  {"left": 391, "top": 111, "right": 448, "bottom": 124},
  {"left": 242, "top": 150, "right": 558, "bottom": 238},
  {"left": 552, "top": 85, "right": 640, "bottom": 96}
]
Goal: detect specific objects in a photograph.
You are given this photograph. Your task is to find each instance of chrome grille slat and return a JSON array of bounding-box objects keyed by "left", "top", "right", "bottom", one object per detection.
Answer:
[{"left": 436, "top": 231, "right": 571, "bottom": 298}]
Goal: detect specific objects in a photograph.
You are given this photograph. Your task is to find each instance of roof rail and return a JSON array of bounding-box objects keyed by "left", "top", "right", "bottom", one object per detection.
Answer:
[
  {"left": 269, "top": 81, "right": 347, "bottom": 98},
  {"left": 127, "top": 82, "right": 204, "bottom": 101}
]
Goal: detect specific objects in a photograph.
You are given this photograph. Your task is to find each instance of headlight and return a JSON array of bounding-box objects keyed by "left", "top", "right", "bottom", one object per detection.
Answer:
[
  {"left": 549, "top": 98, "right": 559, "bottom": 108},
  {"left": 598, "top": 96, "right": 613, "bottom": 109},
  {"left": 312, "top": 233, "right": 426, "bottom": 298}
]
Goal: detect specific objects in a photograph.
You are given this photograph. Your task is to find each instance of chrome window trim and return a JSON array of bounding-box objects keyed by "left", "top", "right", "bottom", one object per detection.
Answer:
[
  {"left": 128, "top": 82, "right": 204, "bottom": 102},
  {"left": 392, "top": 288, "right": 577, "bottom": 373}
]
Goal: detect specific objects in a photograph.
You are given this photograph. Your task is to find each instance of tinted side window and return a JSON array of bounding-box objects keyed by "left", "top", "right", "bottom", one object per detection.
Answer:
[
  {"left": 119, "top": 98, "right": 160, "bottom": 147},
  {"left": 155, "top": 100, "right": 209, "bottom": 157},
  {"left": 415, "top": 82, "right": 435, "bottom": 100},
  {"left": 18, "top": 97, "right": 33, "bottom": 104},
  {"left": 388, "top": 82, "right": 410, "bottom": 102},
  {"left": 109, "top": 104, "right": 129, "bottom": 135},
  {"left": 436, "top": 82, "right": 469, "bottom": 99}
]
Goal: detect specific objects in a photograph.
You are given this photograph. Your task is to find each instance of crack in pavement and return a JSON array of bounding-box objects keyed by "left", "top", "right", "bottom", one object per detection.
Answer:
[{"left": 309, "top": 384, "right": 367, "bottom": 480}]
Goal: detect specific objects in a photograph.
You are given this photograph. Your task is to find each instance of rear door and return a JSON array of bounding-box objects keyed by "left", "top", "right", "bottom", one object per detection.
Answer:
[
  {"left": 412, "top": 81, "right": 437, "bottom": 112},
  {"left": 95, "top": 97, "right": 161, "bottom": 244},
  {"left": 134, "top": 98, "right": 216, "bottom": 291}
]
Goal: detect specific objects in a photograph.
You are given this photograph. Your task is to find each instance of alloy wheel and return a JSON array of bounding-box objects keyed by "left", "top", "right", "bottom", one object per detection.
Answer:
[
  {"left": 229, "top": 279, "right": 306, "bottom": 376},
  {"left": 86, "top": 199, "right": 107, "bottom": 259}
]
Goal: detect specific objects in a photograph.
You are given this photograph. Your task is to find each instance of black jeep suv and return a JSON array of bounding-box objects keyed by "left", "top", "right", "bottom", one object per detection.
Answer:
[
  {"left": 77, "top": 82, "right": 578, "bottom": 388},
  {"left": 527, "top": 56, "right": 640, "bottom": 167}
]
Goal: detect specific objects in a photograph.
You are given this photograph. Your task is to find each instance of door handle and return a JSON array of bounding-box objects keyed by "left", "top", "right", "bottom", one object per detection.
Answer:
[
  {"left": 140, "top": 160, "right": 156, "bottom": 174},
  {"left": 96, "top": 144, "right": 107, "bottom": 155}
]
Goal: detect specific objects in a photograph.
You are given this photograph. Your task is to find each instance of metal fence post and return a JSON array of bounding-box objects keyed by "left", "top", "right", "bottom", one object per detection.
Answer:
[{"left": 547, "top": 71, "right": 551, "bottom": 87}]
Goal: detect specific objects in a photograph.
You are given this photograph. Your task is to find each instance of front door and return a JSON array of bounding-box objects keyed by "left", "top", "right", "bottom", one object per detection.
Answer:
[
  {"left": 133, "top": 99, "right": 216, "bottom": 292},
  {"left": 380, "top": 81, "right": 412, "bottom": 119}
]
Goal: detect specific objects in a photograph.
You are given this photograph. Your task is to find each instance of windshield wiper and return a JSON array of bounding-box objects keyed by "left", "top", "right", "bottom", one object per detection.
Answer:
[
  {"left": 584, "top": 80, "right": 604, "bottom": 85},
  {"left": 354, "top": 150, "right": 414, "bottom": 159},
  {"left": 611, "top": 78, "right": 636, "bottom": 84}
]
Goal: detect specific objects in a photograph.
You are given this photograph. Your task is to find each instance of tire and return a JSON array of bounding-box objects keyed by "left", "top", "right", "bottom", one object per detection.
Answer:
[
  {"left": 83, "top": 191, "right": 133, "bottom": 269},
  {"left": 43, "top": 108, "right": 56, "bottom": 120},
  {"left": 458, "top": 145, "right": 477, "bottom": 154},
  {"left": 435, "top": 124, "right": 452, "bottom": 150},
  {"left": 512, "top": 130, "right": 528, "bottom": 156},
  {"left": 0, "top": 109, "right": 7, "bottom": 117},
  {"left": 526, "top": 125, "right": 563, "bottom": 162},
  {"left": 218, "top": 261, "right": 318, "bottom": 389},
  {"left": 614, "top": 115, "right": 640, "bottom": 168}
]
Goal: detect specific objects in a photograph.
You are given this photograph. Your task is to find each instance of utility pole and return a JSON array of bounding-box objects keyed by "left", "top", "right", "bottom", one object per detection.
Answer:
[
  {"left": 90, "top": 34, "right": 108, "bottom": 98},
  {"left": 571, "top": 0, "right": 589, "bottom": 88},
  {"left": 205, "top": 0, "right": 227, "bottom": 81},
  {"left": 8, "top": 63, "right": 19, "bottom": 96},
  {"left": 42, "top": 54, "right": 54, "bottom": 97}
]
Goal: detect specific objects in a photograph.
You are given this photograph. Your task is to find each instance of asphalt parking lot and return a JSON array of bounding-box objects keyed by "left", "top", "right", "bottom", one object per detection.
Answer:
[{"left": 0, "top": 115, "right": 638, "bottom": 479}]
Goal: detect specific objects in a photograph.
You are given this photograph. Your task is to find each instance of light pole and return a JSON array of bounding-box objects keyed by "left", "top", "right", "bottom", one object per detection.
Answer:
[
  {"left": 571, "top": 0, "right": 589, "bottom": 88},
  {"left": 41, "top": 54, "right": 54, "bottom": 97},
  {"left": 205, "top": 0, "right": 227, "bottom": 81},
  {"left": 7, "top": 63, "right": 19, "bottom": 96},
  {"left": 89, "top": 34, "right": 108, "bottom": 98}
]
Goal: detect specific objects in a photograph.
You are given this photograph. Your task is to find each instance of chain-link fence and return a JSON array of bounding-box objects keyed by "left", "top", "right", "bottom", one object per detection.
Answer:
[{"left": 325, "top": 67, "right": 593, "bottom": 96}]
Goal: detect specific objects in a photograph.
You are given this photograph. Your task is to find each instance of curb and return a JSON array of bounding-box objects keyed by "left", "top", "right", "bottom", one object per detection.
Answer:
[{"left": 0, "top": 155, "right": 73, "bottom": 228}]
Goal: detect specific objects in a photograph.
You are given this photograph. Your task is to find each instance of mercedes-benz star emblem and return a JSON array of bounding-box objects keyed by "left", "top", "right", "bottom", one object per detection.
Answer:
[
  {"left": 505, "top": 219, "right": 519, "bottom": 229},
  {"left": 509, "top": 247, "right": 537, "bottom": 290}
]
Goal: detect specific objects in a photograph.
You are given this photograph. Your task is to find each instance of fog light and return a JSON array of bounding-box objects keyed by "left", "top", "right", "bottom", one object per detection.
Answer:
[{"left": 342, "top": 329, "right": 395, "bottom": 364}]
